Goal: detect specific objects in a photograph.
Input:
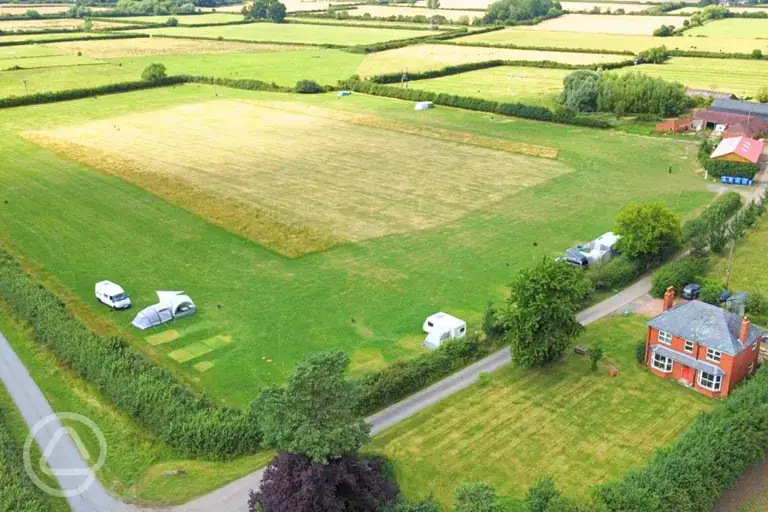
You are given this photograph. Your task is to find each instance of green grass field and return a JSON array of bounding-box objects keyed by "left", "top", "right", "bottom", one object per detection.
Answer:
[
  {"left": 0, "top": 44, "right": 63, "bottom": 59},
  {"left": 109, "top": 13, "right": 245, "bottom": 25},
  {"left": 686, "top": 18, "right": 768, "bottom": 38},
  {"left": 0, "top": 85, "right": 713, "bottom": 405},
  {"left": 0, "top": 54, "right": 102, "bottom": 71},
  {"left": 0, "top": 31, "right": 136, "bottom": 43},
  {"left": 410, "top": 65, "right": 569, "bottom": 106},
  {"left": 710, "top": 217, "right": 768, "bottom": 296},
  {"left": 135, "top": 22, "right": 431, "bottom": 45},
  {"left": 369, "top": 315, "right": 712, "bottom": 506},
  {"left": 457, "top": 27, "right": 768, "bottom": 53}
]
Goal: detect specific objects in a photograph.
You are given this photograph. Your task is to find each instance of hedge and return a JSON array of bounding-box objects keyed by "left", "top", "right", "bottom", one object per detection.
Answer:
[
  {"left": 650, "top": 258, "right": 709, "bottom": 298},
  {"left": 438, "top": 40, "right": 635, "bottom": 56},
  {"left": 588, "top": 255, "right": 643, "bottom": 291},
  {"left": 599, "top": 365, "right": 768, "bottom": 512},
  {"left": 668, "top": 49, "right": 765, "bottom": 61},
  {"left": 0, "top": 32, "right": 147, "bottom": 48},
  {"left": 0, "top": 248, "right": 261, "bottom": 459},
  {"left": 704, "top": 159, "right": 759, "bottom": 180},
  {"left": 682, "top": 191, "right": 742, "bottom": 241},
  {"left": 0, "top": 409, "right": 49, "bottom": 512},
  {"left": 343, "top": 80, "right": 612, "bottom": 128}
]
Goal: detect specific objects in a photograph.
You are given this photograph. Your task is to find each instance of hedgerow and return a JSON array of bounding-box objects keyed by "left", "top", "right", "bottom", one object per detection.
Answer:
[
  {"left": 0, "top": 248, "right": 261, "bottom": 459},
  {"left": 436, "top": 40, "right": 635, "bottom": 56},
  {"left": 698, "top": 139, "right": 760, "bottom": 179},
  {"left": 150, "top": 33, "right": 346, "bottom": 49},
  {"left": 682, "top": 191, "right": 742, "bottom": 242},
  {"left": 599, "top": 365, "right": 768, "bottom": 512},
  {"left": 0, "top": 409, "right": 49, "bottom": 512},
  {"left": 650, "top": 258, "right": 709, "bottom": 298},
  {"left": 668, "top": 49, "right": 764, "bottom": 60}
]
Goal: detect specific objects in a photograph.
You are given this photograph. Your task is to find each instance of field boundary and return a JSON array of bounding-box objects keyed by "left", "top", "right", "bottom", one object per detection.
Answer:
[
  {"left": 0, "top": 32, "right": 147, "bottom": 47},
  {"left": 434, "top": 39, "right": 637, "bottom": 56}
]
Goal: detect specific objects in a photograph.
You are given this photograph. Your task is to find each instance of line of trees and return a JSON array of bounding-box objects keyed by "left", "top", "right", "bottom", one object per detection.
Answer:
[
  {"left": 242, "top": 0, "right": 286, "bottom": 22},
  {"left": 484, "top": 0, "right": 563, "bottom": 24}
]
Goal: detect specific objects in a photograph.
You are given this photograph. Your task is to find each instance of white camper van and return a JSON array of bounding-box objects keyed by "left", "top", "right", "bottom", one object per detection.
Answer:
[
  {"left": 95, "top": 280, "right": 132, "bottom": 309},
  {"left": 423, "top": 312, "right": 466, "bottom": 350}
]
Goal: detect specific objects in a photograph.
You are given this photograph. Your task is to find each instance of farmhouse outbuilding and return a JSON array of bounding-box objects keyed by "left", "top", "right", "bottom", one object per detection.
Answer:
[
  {"left": 710, "top": 136, "right": 764, "bottom": 165},
  {"left": 685, "top": 88, "right": 735, "bottom": 101},
  {"left": 710, "top": 98, "right": 768, "bottom": 122},
  {"left": 692, "top": 110, "right": 768, "bottom": 138},
  {"left": 422, "top": 312, "right": 466, "bottom": 350},
  {"left": 132, "top": 291, "right": 196, "bottom": 330}
]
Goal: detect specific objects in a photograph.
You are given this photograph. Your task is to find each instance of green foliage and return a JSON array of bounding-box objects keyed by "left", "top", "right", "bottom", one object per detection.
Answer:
[
  {"left": 757, "top": 86, "right": 768, "bottom": 103},
  {"left": 683, "top": 191, "right": 741, "bottom": 242},
  {"left": 0, "top": 33, "right": 147, "bottom": 49},
  {"left": 697, "top": 277, "right": 725, "bottom": 305},
  {"left": 559, "top": 69, "right": 599, "bottom": 112},
  {"left": 504, "top": 258, "right": 593, "bottom": 368},
  {"left": 24, "top": 8, "right": 41, "bottom": 18},
  {"left": 752, "top": 49, "right": 763, "bottom": 60},
  {"left": 588, "top": 255, "right": 642, "bottom": 292},
  {"left": 484, "top": 0, "right": 562, "bottom": 24},
  {"left": 0, "top": 409, "right": 48, "bottom": 512},
  {"left": 597, "top": 72, "right": 691, "bottom": 117},
  {"left": 83, "top": 17, "right": 92, "bottom": 32},
  {"left": 141, "top": 62, "right": 167, "bottom": 82},
  {"left": 253, "top": 350, "right": 370, "bottom": 463},
  {"left": 599, "top": 366, "right": 768, "bottom": 512},
  {"left": 652, "top": 24, "right": 674, "bottom": 37},
  {"left": 746, "top": 290, "right": 766, "bottom": 316},
  {"left": 527, "top": 476, "right": 561, "bottom": 512},
  {"left": 0, "top": 248, "right": 260, "bottom": 459},
  {"left": 166, "top": 16, "right": 179, "bottom": 26},
  {"left": 267, "top": 0, "right": 286, "bottom": 22},
  {"left": 698, "top": 140, "right": 759, "bottom": 180},
  {"left": 589, "top": 345, "right": 604, "bottom": 371},
  {"left": 637, "top": 45, "right": 669, "bottom": 64},
  {"left": 650, "top": 258, "right": 709, "bottom": 298},
  {"left": 427, "top": 0, "right": 440, "bottom": 8},
  {"left": 481, "top": 299, "right": 506, "bottom": 339},
  {"left": 382, "top": 496, "right": 442, "bottom": 512},
  {"left": 635, "top": 340, "right": 646, "bottom": 365},
  {"left": 243, "top": 0, "right": 286, "bottom": 21},
  {"left": 293, "top": 79, "right": 322, "bottom": 93},
  {"left": 614, "top": 202, "right": 681, "bottom": 269},
  {"left": 454, "top": 481, "right": 499, "bottom": 512}
]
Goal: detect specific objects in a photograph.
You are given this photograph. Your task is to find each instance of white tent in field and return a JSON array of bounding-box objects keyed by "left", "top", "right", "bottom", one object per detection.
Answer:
[{"left": 132, "top": 291, "right": 196, "bottom": 330}]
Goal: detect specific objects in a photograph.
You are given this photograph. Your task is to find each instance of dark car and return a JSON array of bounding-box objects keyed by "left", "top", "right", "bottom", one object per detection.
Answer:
[{"left": 682, "top": 283, "right": 701, "bottom": 300}]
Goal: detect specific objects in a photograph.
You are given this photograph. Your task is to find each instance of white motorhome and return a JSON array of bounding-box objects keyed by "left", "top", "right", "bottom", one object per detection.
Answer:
[
  {"left": 94, "top": 280, "right": 132, "bottom": 309},
  {"left": 423, "top": 312, "right": 466, "bottom": 350}
]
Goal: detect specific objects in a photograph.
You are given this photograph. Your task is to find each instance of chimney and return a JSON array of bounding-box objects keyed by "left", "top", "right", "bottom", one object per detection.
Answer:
[
  {"left": 663, "top": 286, "right": 675, "bottom": 312},
  {"left": 740, "top": 316, "right": 750, "bottom": 344}
]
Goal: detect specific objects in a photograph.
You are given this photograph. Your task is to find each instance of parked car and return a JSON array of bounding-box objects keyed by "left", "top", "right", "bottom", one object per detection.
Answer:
[
  {"left": 95, "top": 280, "right": 131, "bottom": 309},
  {"left": 682, "top": 283, "right": 702, "bottom": 300},
  {"left": 719, "top": 290, "right": 732, "bottom": 303}
]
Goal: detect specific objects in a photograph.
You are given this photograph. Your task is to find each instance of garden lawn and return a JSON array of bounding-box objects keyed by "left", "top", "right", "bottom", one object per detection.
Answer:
[
  {"left": 409, "top": 65, "right": 569, "bottom": 106},
  {"left": 626, "top": 57, "right": 768, "bottom": 98},
  {"left": 369, "top": 315, "right": 712, "bottom": 506},
  {"left": 134, "top": 23, "right": 431, "bottom": 45},
  {"left": 0, "top": 85, "right": 713, "bottom": 406},
  {"left": 0, "top": 48, "right": 364, "bottom": 98},
  {"left": 457, "top": 27, "right": 768, "bottom": 54},
  {"left": 685, "top": 18, "right": 768, "bottom": 38},
  {"left": 106, "top": 13, "right": 245, "bottom": 25}
]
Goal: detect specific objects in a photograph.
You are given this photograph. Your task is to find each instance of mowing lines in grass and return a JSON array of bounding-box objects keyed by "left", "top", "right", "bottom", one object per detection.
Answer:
[{"left": 27, "top": 99, "right": 570, "bottom": 257}]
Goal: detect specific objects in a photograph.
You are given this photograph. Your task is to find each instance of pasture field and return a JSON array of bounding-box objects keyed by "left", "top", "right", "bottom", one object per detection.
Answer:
[
  {"left": 369, "top": 315, "right": 712, "bottom": 506},
  {"left": 459, "top": 27, "right": 768, "bottom": 53},
  {"left": 710, "top": 217, "right": 768, "bottom": 297},
  {"left": 685, "top": 18, "right": 768, "bottom": 38},
  {"left": 109, "top": 13, "right": 246, "bottom": 25},
  {"left": 629, "top": 57, "right": 768, "bottom": 98},
  {"left": 0, "top": 31, "right": 132, "bottom": 43},
  {"left": 45, "top": 38, "right": 301, "bottom": 58},
  {"left": 356, "top": 43, "right": 630, "bottom": 76},
  {"left": 524, "top": 14, "right": 690, "bottom": 35},
  {"left": 670, "top": 5, "right": 768, "bottom": 14},
  {"left": 0, "top": 85, "right": 713, "bottom": 404},
  {"left": 409, "top": 65, "right": 569, "bottom": 106},
  {"left": 414, "top": 0, "right": 672, "bottom": 7},
  {"left": 0, "top": 53, "right": 101, "bottom": 70},
  {"left": 135, "top": 22, "right": 431, "bottom": 45},
  {"left": 0, "top": 43, "right": 61, "bottom": 58},
  {"left": 285, "top": 16, "right": 457, "bottom": 29},
  {"left": 0, "top": 48, "right": 364, "bottom": 98}
]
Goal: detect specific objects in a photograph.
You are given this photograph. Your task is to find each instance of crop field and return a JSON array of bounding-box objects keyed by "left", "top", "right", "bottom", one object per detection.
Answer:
[
  {"left": 0, "top": 85, "right": 713, "bottom": 405},
  {"left": 0, "top": 48, "right": 364, "bottom": 98},
  {"left": 356, "top": 43, "right": 629, "bottom": 77},
  {"left": 525, "top": 14, "right": 690, "bottom": 35},
  {"left": 0, "top": 53, "right": 101, "bottom": 71},
  {"left": 0, "top": 31, "right": 132, "bottom": 43},
  {"left": 561, "top": 1, "right": 652, "bottom": 12},
  {"left": 410, "top": 65, "right": 569, "bottom": 105},
  {"left": 44, "top": 38, "right": 300, "bottom": 58},
  {"left": 111, "top": 13, "right": 246, "bottom": 25},
  {"left": 0, "top": 18, "right": 131, "bottom": 31},
  {"left": 670, "top": 5, "right": 768, "bottom": 14},
  {"left": 459, "top": 27, "right": 768, "bottom": 53},
  {"left": 369, "top": 316, "right": 712, "bottom": 506},
  {"left": 136, "top": 22, "right": 430, "bottom": 45},
  {"left": 685, "top": 18, "right": 768, "bottom": 38},
  {"left": 629, "top": 57, "right": 768, "bottom": 98},
  {"left": 0, "top": 3, "right": 111, "bottom": 14},
  {"left": 343, "top": 5, "right": 485, "bottom": 22}
]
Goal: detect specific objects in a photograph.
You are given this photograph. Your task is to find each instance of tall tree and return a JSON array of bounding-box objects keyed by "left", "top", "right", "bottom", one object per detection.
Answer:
[
  {"left": 454, "top": 481, "right": 500, "bottom": 512},
  {"left": 614, "top": 202, "right": 681, "bottom": 269},
  {"left": 253, "top": 350, "right": 370, "bottom": 463},
  {"left": 504, "top": 258, "right": 593, "bottom": 368}
]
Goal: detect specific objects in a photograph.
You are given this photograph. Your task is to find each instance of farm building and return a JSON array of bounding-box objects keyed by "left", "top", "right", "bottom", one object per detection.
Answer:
[
  {"left": 685, "top": 88, "right": 735, "bottom": 101},
  {"left": 644, "top": 287, "right": 765, "bottom": 398},
  {"left": 692, "top": 110, "right": 768, "bottom": 138},
  {"left": 655, "top": 117, "right": 693, "bottom": 134},
  {"left": 710, "top": 98, "right": 768, "bottom": 122},
  {"left": 710, "top": 136, "right": 764, "bottom": 165}
]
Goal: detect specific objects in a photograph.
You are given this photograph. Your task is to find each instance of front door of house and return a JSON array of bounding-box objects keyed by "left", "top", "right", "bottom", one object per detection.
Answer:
[{"left": 681, "top": 366, "right": 693, "bottom": 385}]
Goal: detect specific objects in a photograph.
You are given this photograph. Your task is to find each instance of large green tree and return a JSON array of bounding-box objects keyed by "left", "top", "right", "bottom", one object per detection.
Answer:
[
  {"left": 504, "top": 258, "right": 593, "bottom": 368},
  {"left": 484, "top": 0, "right": 561, "bottom": 23},
  {"left": 454, "top": 482, "right": 500, "bottom": 512},
  {"left": 614, "top": 202, "right": 681, "bottom": 269},
  {"left": 253, "top": 350, "right": 370, "bottom": 463}
]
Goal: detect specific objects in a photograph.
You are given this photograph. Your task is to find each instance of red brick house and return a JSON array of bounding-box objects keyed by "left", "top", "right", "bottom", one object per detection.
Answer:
[{"left": 643, "top": 287, "right": 764, "bottom": 398}]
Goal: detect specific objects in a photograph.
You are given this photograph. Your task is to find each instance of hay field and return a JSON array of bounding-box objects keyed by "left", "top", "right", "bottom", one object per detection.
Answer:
[
  {"left": 0, "top": 3, "right": 68, "bottom": 14},
  {"left": 370, "top": 316, "right": 711, "bottom": 506},
  {"left": 560, "top": 1, "right": 653, "bottom": 12},
  {"left": 625, "top": 57, "right": 768, "bottom": 99},
  {"left": 345, "top": 5, "right": 485, "bottom": 22},
  {"left": 410, "top": 65, "right": 569, "bottom": 106},
  {"left": 685, "top": 18, "right": 768, "bottom": 38},
  {"left": 670, "top": 5, "right": 768, "bottom": 14},
  {"left": 112, "top": 13, "right": 245, "bottom": 25},
  {"left": 0, "top": 18, "right": 130, "bottom": 31},
  {"left": 525, "top": 14, "right": 690, "bottom": 35},
  {"left": 136, "top": 23, "right": 430, "bottom": 45},
  {"left": 356, "top": 43, "right": 629, "bottom": 76},
  {"left": 44, "top": 38, "right": 301, "bottom": 58},
  {"left": 0, "top": 31, "right": 128, "bottom": 43},
  {"left": 459, "top": 27, "right": 768, "bottom": 53},
  {"left": 0, "top": 54, "right": 101, "bottom": 70},
  {"left": 28, "top": 99, "right": 569, "bottom": 257}
]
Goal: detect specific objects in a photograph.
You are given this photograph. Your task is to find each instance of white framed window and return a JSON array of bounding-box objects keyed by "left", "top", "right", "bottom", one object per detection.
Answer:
[
  {"left": 658, "top": 330, "right": 672, "bottom": 345},
  {"left": 706, "top": 348, "right": 721, "bottom": 363},
  {"left": 684, "top": 340, "right": 694, "bottom": 353},
  {"left": 652, "top": 353, "right": 673, "bottom": 373},
  {"left": 699, "top": 371, "right": 722, "bottom": 392},
  {"left": 749, "top": 363, "right": 754, "bottom": 373}
]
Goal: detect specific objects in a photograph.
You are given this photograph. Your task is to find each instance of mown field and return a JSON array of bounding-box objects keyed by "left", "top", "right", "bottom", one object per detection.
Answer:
[
  {"left": 685, "top": 17, "right": 768, "bottom": 38},
  {"left": 670, "top": 5, "right": 768, "bottom": 14},
  {"left": 342, "top": 4, "right": 485, "bottom": 22},
  {"left": 561, "top": 1, "right": 651, "bottom": 12},
  {"left": 0, "top": 85, "right": 713, "bottom": 405},
  {"left": 109, "top": 12, "right": 245, "bottom": 25},
  {"left": 459, "top": 27, "right": 768, "bottom": 53},
  {"left": 415, "top": 0, "right": 672, "bottom": 7},
  {"left": 523, "top": 14, "right": 690, "bottom": 35},
  {"left": 409, "top": 65, "right": 569, "bottom": 106},
  {"left": 355, "top": 43, "right": 629, "bottom": 76},
  {"left": 0, "top": 31, "right": 132, "bottom": 43},
  {"left": 0, "top": 53, "right": 101, "bottom": 71},
  {"left": 369, "top": 315, "right": 712, "bottom": 506},
  {"left": 0, "top": 18, "right": 131, "bottom": 31},
  {"left": 44, "top": 37, "right": 297, "bottom": 58},
  {"left": 135, "top": 22, "right": 431, "bottom": 45}
]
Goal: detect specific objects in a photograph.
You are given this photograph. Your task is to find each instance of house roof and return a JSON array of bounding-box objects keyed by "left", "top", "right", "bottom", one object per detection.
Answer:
[
  {"left": 710, "top": 136, "right": 764, "bottom": 164},
  {"left": 693, "top": 110, "right": 768, "bottom": 133},
  {"left": 711, "top": 99, "right": 768, "bottom": 122},
  {"left": 647, "top": 300, "right": 766, "bottom": 356},
  {"left": 650, "top": 345, "right": 725, "bottom": 376}
]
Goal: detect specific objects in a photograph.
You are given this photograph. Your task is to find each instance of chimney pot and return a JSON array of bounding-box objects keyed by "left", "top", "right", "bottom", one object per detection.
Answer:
[
  {"left": 740, "top": 316, "right": 750, "bottom": 344},
  {"left": 663, "top": 286, "right": 675, "bottom": 311}
]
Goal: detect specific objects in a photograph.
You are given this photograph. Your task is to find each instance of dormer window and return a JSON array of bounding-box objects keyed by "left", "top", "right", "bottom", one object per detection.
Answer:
[
  {"left": 706, "top": 348, "right": 721, "bottom": 363},
  {"left": 658, "top": 331, "right": 672, "bottom": 345}
]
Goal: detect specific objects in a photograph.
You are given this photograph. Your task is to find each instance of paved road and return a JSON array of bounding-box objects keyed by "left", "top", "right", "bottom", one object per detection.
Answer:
[{"left": 0, "top": 274, "right": 654, "bottom": 512}]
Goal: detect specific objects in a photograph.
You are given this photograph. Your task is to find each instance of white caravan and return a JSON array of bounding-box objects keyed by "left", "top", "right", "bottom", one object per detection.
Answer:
[
  {"left": 422, "top": 312, "right": 467, "bottom": 350},
  {"left": 94, "top": 280, "right": 132, "bottom": 309}
]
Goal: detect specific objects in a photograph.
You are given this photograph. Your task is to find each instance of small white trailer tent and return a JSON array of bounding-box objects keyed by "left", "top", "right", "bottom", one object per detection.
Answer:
[
  {"left": 132, "top": 291, "right": 196, "bottom": 330},
  {"left": 583, "top": 231, "right": 621, "bottom": 266},
  {"left": 414, "top": 101, "right": 434, "bottom": 111},
  {"left": 423, "top": 312, "right": 466, "bottom": 350}
]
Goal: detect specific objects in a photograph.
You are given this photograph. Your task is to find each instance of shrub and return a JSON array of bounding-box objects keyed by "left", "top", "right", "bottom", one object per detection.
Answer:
[
  {"left": 0, "top": 409, "right": 48, "bottom": 512},
  {"left": 141, "top": 62, "right": 167, "bottom": 82},
  {"left": 527, "top": 476, "right": 561, "bottom": 512},
  {"left": 652, "top": 24, "right": 674, "bottom": 37},
  {"left": 481, "top": 299, "right": 506, "bottom": 339},
  {"left": 757, "top": 86, "right": 768, "bottom": 103},
  {"left": 454, "top": 481, "right": 499, "bottom": 512},
  {"left": 746, "top": 291, "right": 766, "bottom": 316},
  {"left": 588, "top": 255, "right": 642, "bottom": 291},
  {"left": 650, "top": 258, "right": 709, "bottom": 298},
  {"left": 704, "top": 159, "right": 760, "bottom": 180},
  {"left": 682, "top": 191, "right": 742, "bottom": 242},
  {"left": 697, "top": 277, "right": 725, "bottom": 305},
  {"left": 635, "top": 340, "right": 646, "bottom": 364},
  {"left": 752, "top": 48, "right": 763, "bottom": 60},
  {"left": 293, "top": 79, "right": 322, "bottom": 93},
  {"left": 166, "top": 16, "right": 179, "bottom": 26},
  {"left": 637, "top": 45, "right": 669, "bottom": 64}
]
